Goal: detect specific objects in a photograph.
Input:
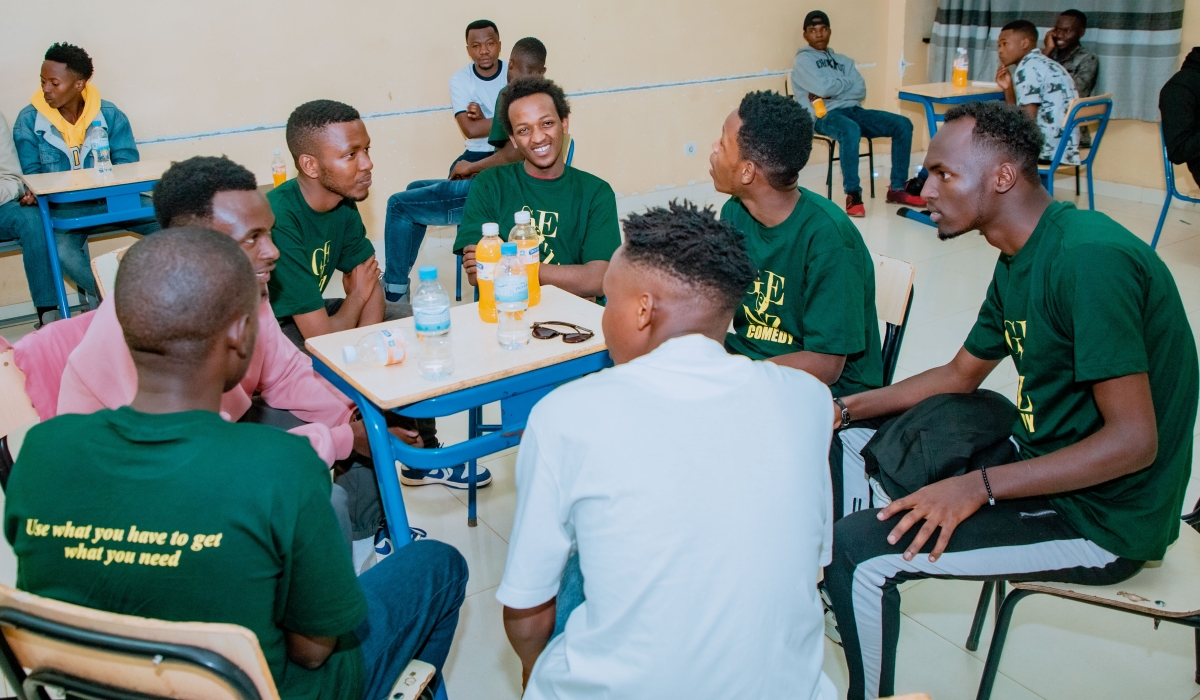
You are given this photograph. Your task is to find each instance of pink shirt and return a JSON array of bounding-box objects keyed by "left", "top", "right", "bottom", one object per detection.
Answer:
[
  {"left": 12, "top": 310, "right": 96, "bottom": 421},
  {"left": 57, "top": 297, "right": 356, "bottom": 466}
]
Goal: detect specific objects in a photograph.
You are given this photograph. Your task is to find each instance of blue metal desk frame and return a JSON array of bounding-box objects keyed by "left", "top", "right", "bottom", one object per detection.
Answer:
[
  {"left": 313, "top": 350, "right": 612, "bottom": 545},
  {"left": 34, "top": 179, "right": 157, "bottom": 319}
]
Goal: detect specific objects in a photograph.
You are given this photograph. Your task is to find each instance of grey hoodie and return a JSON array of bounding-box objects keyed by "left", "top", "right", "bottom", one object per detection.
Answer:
[{"left": 791, "top": 46, "right": 867, "bottom": 116}]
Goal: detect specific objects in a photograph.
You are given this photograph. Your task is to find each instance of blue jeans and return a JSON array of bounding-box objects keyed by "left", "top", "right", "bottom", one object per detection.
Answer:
[
  {"left": 0, "top": 200, "right": 57, "bottom": 308},
  {"left": 815, "top": 106, "right": 915, "bottom": 194},
  {"left": 382, "top": 178, "right": 473, "bottom": 297},
  {"left": 553, "top": 552, "right": 585, "bottom": 637},
  {"left": 356, "top": 539, "right": 468, "bottom": 699}
]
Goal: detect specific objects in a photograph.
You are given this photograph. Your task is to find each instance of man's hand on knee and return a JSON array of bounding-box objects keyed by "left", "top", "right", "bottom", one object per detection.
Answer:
[{"left": 876, "top": 472, "right": 991, "bottom": 563}]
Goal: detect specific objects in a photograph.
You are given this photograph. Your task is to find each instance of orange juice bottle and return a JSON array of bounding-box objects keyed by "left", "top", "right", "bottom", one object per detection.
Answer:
[
  {"left": 510, "top": 210, "right": 541, "bottom": 307},
  {"left": 271, "top": 150, "right": 287, "bottom": 187},
  {"left": 952, "top": 48, "right": 969, "bottom": 87},
  {"left": 476, "top": 222, "right": 502, "bottom": 322},
  {"left": 812, "top": 97, "right": 827, "bottom": 118}
]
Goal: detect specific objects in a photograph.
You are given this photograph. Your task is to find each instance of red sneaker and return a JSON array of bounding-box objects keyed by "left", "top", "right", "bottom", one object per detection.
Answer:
[
  {"left": 845, "top": 191, "right": 866, "bottom": 218},
  {"left": 886, "top": 187, "right": 927, "bottom": 207}
]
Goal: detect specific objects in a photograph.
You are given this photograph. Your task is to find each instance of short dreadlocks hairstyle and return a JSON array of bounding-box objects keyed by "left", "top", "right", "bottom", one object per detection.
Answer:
[
  {"left": 620, "top": 200, "right": 757, "bottom": 313},
  {"left": 737, "top": 91, "right": 813, "bottom": 191},
  {"left": 44, "top": 43, "right": 93, "bottom": 80},
  {"left": 153, "top": 156, "right": 258, "bottom": 229},
  {"left": 943, "top": 100, "right": 1043, "bottom": 183},
  {"left": 285, "top": 99, "right": 361, "bottom": 162},
  {"left": 501, "top": 78, "right": 570, "bottom": 137}
]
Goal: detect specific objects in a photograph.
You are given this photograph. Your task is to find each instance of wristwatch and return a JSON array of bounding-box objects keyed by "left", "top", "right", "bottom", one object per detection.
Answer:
[{"left": 833, "top": 397, "right": 851, "bottom": 430}]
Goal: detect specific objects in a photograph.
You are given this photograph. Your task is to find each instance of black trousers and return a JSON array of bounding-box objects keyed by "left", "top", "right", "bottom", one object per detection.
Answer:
[{"left": 825, "top": 419, "right": 1144, "bottom": 699}]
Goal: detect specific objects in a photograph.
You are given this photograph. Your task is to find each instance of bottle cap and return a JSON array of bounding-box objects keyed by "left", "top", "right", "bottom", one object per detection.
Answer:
[
  {"left": 418, "top": 265, "right": 438, "bottom": 281},
  {"left": 482, "top": 222, "right": 499, "bottom": 235},
  {"left": 957, "top": 47, "right": 967, "bottom": 53},
  {"left": 514, "top": 210, "right": 531, "bottom": 224},
  {"left": 273, "top": 148, "right": 281, "bottom": 155},
  {"left": 501, "top": 242, "right": 517, "bottom": 255},
  {"left": 91, "top": 119, "right": 102, "bottom": 126},
  {"left": 342, "top": 346, "right": 357, "bottom": 364}
]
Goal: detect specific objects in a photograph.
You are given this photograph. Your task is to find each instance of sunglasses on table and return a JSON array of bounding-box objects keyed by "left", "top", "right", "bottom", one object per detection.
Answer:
[{"left": 531, "top": 321, "right": 595, "bottom": 343}]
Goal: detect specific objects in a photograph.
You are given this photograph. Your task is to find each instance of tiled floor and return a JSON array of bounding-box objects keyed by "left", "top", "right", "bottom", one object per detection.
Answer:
[{"left": 2, "top": 167, "right": 1199, "bottom": 699}]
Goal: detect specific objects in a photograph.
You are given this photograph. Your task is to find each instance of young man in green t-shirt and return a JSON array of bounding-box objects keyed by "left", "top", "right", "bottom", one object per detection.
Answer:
[
  {"left": 712, "top": 90, "right": 882, "bottom": 521},
  {"left": 5, "top": 229, "right": 468, "bottom": 700},
  {"left": 271, "top": 99, "right": 490, "bottom": 489},
  {"left": 824, "top": 101, "right": 1198, "bottom": 700},
  {"left": 455, "top": 78, "right": 621, "bottom": 299}
]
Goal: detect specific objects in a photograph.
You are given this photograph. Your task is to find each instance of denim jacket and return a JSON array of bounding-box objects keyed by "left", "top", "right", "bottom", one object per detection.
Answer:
[{"left": 12, "top": 100, "right": 140, "bottom": 174}]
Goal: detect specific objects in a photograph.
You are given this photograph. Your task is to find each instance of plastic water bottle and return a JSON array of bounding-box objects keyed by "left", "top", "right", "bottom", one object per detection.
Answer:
[
  {"left": 342, "top": 328, "right": 406, "bottom": 369},
  {"left": 952, "top": 48, "right": 969, "bottom": 87},
  {"left": 476, "top": 222, "right": 502, "bottom": 323},
  {"left": 412, "top": 266, "right": 454, "bottom": 380},
  {"left": 495, "top": 242, "right": 530, "bottom": 350},
  {"left": 271, "top": 149, "right": 287, "bottom": 187},
  {"left": 89, "top": 120, "right": 112, "bottom": 174},
  {"left": 510, "top": 210, "right": 541, "bottom": 307}
]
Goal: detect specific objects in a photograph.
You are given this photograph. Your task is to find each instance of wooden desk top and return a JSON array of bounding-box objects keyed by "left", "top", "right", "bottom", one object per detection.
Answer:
[
  {"left": 306, "top": 285, "right": 608, "bottom": 409},
  {"left": 898, "top": 82, "right": 1004, "bottom": 99},
  {"left": 21, "top": 159, "right": 172, "bottom": 195}
]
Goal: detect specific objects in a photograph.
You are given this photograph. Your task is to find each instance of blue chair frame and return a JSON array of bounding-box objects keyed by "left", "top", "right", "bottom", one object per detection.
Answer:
[
  {"left": 1152, "top": 122, "right": 1200, "bottom": 249},
  {"left": 1038, "top": 94, "right": 1112, "bottom": 210},
  {"left": 456, "top": 139, "right": 574, "bottom": 301}
]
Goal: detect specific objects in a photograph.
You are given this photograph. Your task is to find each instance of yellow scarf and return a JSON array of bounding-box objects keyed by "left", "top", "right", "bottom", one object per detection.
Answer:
[{"left": 30, "top": 83, "right": 102, "bottom": 149}]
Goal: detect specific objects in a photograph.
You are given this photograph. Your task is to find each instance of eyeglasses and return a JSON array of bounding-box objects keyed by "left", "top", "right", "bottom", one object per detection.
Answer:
[{"left": 531, "top": 321, "right": 595, "bottom": 344}]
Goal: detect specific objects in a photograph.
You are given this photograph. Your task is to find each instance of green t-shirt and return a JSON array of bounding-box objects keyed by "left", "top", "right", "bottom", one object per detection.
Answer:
[
  {"left": 488, "top": 88, "right": 508, "bottom": 149},
  {"left": 721, "top": 189, "right": 883, "bottom": 397},
  {"left": 964, "top": 201, "right": 1198, "bottom": 562},
  {"left": 4, "top": 408, "right": 368, "bottom": 700},
  {"left": 454, "top": 162, "right": 621, "bottom": 266},
  {"left": 267, "top": 178, "right": 376, "bottom": 319}
]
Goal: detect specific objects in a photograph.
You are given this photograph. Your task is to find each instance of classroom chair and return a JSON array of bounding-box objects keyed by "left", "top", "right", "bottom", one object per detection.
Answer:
[
  {"left": 1039, "top": 94, "right": 1112, "bottom": 210},
  {"left": 783, "top": 71, "right": 876, "bottom": 201},
  {"left": 456, "top": 137, "right": 575, "bottom": 301},
  {"left": 0, "top": 340, "right": 39, "bottom": 491},
  {"left": 872, "top": 253, "right": 914, "bottom": 386},
  {"left": 971, "top": 522, "right": 1200, "bottom": 699},
  {"left": 0, "top": 582, "right": 443, "bottom": 700},
  {"left": 1152, "top": 122, "right": 1200, "bottom": 249},
  {"left": 88, "top": 244, "right": 131, "bottom": 300}
]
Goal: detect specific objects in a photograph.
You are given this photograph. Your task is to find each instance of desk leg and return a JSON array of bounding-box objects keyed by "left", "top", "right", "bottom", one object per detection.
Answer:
[
  {"left": 467, "top": 407, "right": 480, "bottom": 527},
  {"left": 920, "top": 98, "right": 940, "bottom": 140},
  {"left": 36, "top": 197, "right": 71, "bottom": 320},
  {"left": 312, "top": 360, "right": 413, "bottom": 548}
]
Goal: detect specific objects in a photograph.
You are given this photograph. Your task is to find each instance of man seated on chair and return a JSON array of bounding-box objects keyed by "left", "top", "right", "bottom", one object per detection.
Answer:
[
  {"left": 1043, "top": 9, "right": 1099, "bottom": 148},
  {"left": 5, "top": 229, "right": 469, "bottom": 700},
  {"left": 1160, "top": 47, "right": 1200, "bottom": 187},
  {"left": 57, "top": 156, "right": 415, "bottom": 546},
  {"left": 382, "top": 36, "right": 547, "bottom": 303},
  {"left": 456, "top": 78, "right": 620, "bottom": 299},
  {"left": 791, "top": 11, "right": 926, "bottom": 217},
  {"left": 713, "top": 91, "right": 882, "bottom": 450},
  {"left": 269, "top": 100, "right": 488, "bottom": 490},
  {"left": 824, "top": 101, "right": 1197, "bottom": 700},
  {"left": 1, "top": 110, "right": 61, "bottom": 328},
  {"left": 12, "top": 42, "right": 159, "bottom": 307},
  {"left": 499, "top": 201, "right": 837, "bottom": 699},
  {"left": 997, "top": 19, "right": 1080, "bottom": 166}
]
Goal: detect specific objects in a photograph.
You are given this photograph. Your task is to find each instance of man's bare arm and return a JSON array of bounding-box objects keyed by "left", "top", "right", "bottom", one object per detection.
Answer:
[
  {"left": 291, "top": 259, "right": 379, "bottom": 339},
  {"left": 285, "top": 631, "right": 337, "bottom": 670},
  {"left": 454, "top": 110, "right": 492, "bottom": 140},
  {"left": 504, "top": 600, "right": 556, "bottom": 689},
  {"left": 769, "top": 351, "right": 846, "bottom": 386},
  {"left": 451, "top": 141, "right": 522, "bottom": 180},
  {"left": 840, "top": 347, "right": 1000, "bottom": 425},
  {"left": 539, "top": 261, "right": 608, "bottom": 298}
]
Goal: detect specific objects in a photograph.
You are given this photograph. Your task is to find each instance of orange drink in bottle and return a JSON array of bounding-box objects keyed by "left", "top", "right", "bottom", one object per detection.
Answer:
[
  {"left": 475, "top": 222, "right": 502, "bottom": 322},
  {"left": 510, "top": 210, "right": 541, "bottom": 307}
]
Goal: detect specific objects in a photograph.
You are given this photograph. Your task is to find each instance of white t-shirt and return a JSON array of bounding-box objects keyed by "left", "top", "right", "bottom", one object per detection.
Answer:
[
  {"left": 497, "top": 334, "right": 838, "bottom": 700},
  {"left": 448, "top": 60, "right": 508, "bottom": 153}
]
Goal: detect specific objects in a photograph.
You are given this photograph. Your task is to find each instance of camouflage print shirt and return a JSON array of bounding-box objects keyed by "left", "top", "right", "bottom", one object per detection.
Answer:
[
  {"left": 1048, "top": 43, "right": 1099, "bottom": 98},
  {"left": 1013, "top": 51, "right": 1080, "bottom": 165}
]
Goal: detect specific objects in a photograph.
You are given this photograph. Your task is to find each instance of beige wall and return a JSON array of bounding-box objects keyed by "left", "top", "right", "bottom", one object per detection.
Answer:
[{"left": 0, "top": 0, "right": 900, "bottom": 308}]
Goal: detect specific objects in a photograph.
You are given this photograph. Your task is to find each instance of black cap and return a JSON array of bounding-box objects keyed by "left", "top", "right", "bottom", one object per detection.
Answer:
[{"left": 804, "top": 10, "right": 830, "bottom": 29}]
